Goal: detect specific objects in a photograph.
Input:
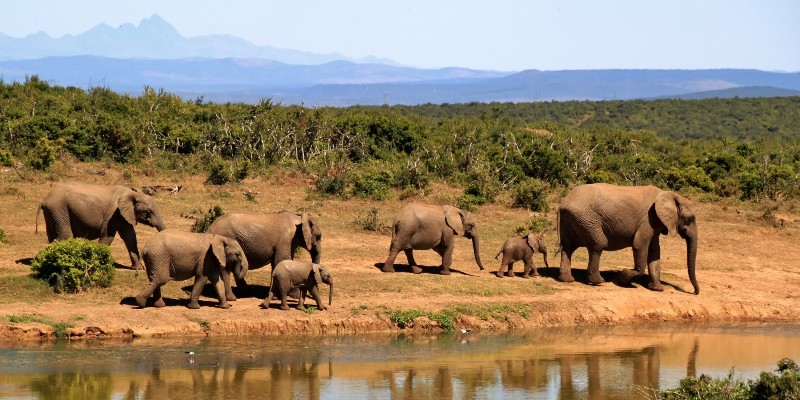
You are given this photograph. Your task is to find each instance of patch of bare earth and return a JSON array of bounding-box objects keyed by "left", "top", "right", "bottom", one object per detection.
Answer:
[{"left": 1, "top": 162, "right": 798, "bottom": 340}]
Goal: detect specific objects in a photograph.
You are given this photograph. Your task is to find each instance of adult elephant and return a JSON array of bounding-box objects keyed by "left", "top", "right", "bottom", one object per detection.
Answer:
[
  {"left": 36, "top": 183, "right": 167, "bottom": 270},
  {"left": 557, "top": 183, "right": 699, "bottom": 294},
  {"left": 206, "top": 211, "right": 322, "bottom": 300},
  {"left": 382, "top": 204, "right": 485, "bottom": 275}
]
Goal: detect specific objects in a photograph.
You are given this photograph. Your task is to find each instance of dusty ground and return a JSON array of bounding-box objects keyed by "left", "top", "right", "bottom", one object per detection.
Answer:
[{"left": 1, "top": 161, "right": 799, "bottom": 339}]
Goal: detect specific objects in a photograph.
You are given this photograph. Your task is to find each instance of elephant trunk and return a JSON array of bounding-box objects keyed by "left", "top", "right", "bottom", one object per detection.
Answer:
[
  {"left": 236, "top": 258, "right": 249, "bottom": 281},
  {"left": 327, "top": 278, "right": 333, "bottom": 306},
  {"left": 541, "top": 249, "right": 549, "bottom": 268},
  {"left": 471, "top": 234, "right": 485, "bottom": 270},
  {"left": 686, "top": 232, "right": 699, "bottom": 295}
]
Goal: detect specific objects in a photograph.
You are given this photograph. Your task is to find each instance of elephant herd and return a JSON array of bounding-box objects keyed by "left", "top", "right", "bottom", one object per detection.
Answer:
[{"left": 34, "top": 181, "right": 700, "bottom": 311}]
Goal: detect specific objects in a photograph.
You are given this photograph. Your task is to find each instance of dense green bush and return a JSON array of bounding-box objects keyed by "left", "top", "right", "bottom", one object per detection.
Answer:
[
  {"left": 25, "top": 137, "right": 58, "bottom": 171},
  {"left": 512, "top": 178, "right": 551, "bottom": 212},
  {"left": 654, "top": 358, "right": 800, "bottom": 400},
  {"left": 191, "top": 206, "right": 224, "bottom": 233},
  {"left": 0, "top": 228, "right": 8, "bottom": 244},
  {"left": 351, "top": 171, "right": 392, "bottom": 200},
  {"left": 31, "top": 238, "right": 115, "bottom": 293}
]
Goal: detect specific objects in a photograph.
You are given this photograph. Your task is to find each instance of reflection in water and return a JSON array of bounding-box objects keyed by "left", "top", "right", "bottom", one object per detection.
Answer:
[{"left": 1, "top": 324, "right": 799, "bottom": 400}]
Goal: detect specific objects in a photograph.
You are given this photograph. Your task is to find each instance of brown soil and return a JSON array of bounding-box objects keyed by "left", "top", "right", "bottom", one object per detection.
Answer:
[{"left": 1, "top": 162, "right": 799, "bottom": 340}]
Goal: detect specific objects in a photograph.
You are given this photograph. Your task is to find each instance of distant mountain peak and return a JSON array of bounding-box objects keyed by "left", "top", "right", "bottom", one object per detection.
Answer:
[{"left": 136, "top": 14, "right": 181, "bottom": 37}]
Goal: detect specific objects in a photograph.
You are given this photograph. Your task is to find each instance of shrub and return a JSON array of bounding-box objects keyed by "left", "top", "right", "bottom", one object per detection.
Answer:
[
  {"left": 26, "top": 137, "right": 57, "bottom": 171},
  {"left": 353, "top": 206, "right": 392, "bottom": 233},
  {"left": 0, "top": 228, "right": 8, "bottom": 244},
  {"left": 206, "top": 159, "right": 230, "bottom": 185},
  {"left": 191, "top": 206, "right": 224, "bottom": 233},
  {"left": 512, "top": 177, "right": 551, "bottom": 212},
  {"left": 351, "top": 171, "right": 392, "bottom": 200},
  {"left": 0, "top": 149, "right": 13, "bottom": 167},
  {"left": 31, "top": 238, "right": 115, "bottom": 293}
]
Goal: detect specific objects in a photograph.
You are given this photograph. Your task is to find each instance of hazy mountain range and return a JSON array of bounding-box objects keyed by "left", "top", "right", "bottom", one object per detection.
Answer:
[{"left": 1, "top": 15, "right": 798, "bottom": 106}]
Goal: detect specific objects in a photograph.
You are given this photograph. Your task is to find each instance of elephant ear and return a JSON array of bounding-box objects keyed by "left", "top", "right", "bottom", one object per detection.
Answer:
[
  {"left": 444, "top": 206, "right": 465, "bottom": 236},
  {"left": 312, "top": 263, "right": 322, "bottom": 285},
  {"left": 655, "top": 192, "right": 680, "bottom": 236},
  {"left": 301, "top": 213, "right": 316, "bottom": 249},
  {"left": 210, "top": 235, "right": 227, "bottom": 269},
  {"left": 117, "top": 191, "right": 138, "bottom": 226},
  {"left": 526, "top": 234, "right": 537, "bottom": 251}
]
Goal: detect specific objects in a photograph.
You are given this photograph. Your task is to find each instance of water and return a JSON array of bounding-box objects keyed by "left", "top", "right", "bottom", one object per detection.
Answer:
[{"left": 1, "top": 323, "right": 798, "bottom": 399}]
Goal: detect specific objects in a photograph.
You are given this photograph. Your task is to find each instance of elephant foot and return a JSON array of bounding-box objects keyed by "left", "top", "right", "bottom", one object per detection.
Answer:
[
  {"left": 618, "top": 269, "right": 641, "bottom": 284},
  {"left": 440, "top": 268, "right": 451, "bottom": 276},
  {"left": 187, "top": 302, "right": 200, "bottom": 310},
  {"left": 218, "top": 303, "right": 231, "bottom": 309},
  {"left": 154, "top": 299, "right": 166, "bottom": 308},
  {"left": 134, "top": 296, "right": 148, "bottom": 308},
  {"left": 557, "top": 273, "right": 576, "bottom": 283},
  {"left": 522, "top": 275, "right": 530, "bottom": 279},
  {"left": 296, "top": 305, "right": 305, "bottom": 311},
  {"left": 647, "top": 281, "right": 665, "bottom": 292},
  {"left": 259, "top": 301, "right": 270, "bottom": 309},
  {"left": 226, "top": 294, "right": 237, "bottom": 302},
  {"left": 496, "top": 272, "right": 504, "bottom": 278},
  {"left": 410, "top": 265, "right": 423, "bottom": 274},
  {"left": 588, "top": 273, "right": 605, "bottom": 285},
  {"left": 279, "top": 304, "right": 290, "bottom": 311},
  {"left": 381, "top": 265, "right": 396, "bottom": 273},
  {"left": 318, "top": 305, "right": 327, "bottom": 311}
]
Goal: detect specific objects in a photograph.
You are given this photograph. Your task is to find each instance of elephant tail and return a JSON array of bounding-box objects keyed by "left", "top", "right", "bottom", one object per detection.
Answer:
[{"left": 494, "top": 250, "right": 502, "bottom": 260}]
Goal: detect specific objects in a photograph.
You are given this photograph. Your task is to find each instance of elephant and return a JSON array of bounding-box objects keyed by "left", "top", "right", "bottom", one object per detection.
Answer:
[
  {"left": 557, "top": 183, "right": 699, "bottom": 294},
  {"left": 36, "top": 183, "right": 166, "bottom": 270},
  {"left": 494, "top": 234, "right": 549, "bottom": 278},
  {"left": 382, "top": 204, "right": 485, "bottom": 275},
  {"left": 261, "top": 260, "right": 332, "bottom": 311},
  {"left": 135, "top": 230, "right": 248, "bottom": 309},
  {"left": 206, "top": 211, "right": 322, "bottom": 300}
]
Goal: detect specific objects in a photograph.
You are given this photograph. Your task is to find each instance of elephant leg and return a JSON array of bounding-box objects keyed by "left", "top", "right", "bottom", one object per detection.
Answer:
[
  {"left": 621, "top": 246, "right": 648, "bottom": 284},
  {"left": 261, "top": 288, "right": 275, "bottom": 309},
  {"left": 188, "top": 276, "right": 207, "bottom": 309},
  {"left": 117, "top": 224, "right": 141, "bottom": 271},
  {"left": 524, "top": 257, "right": 537, "bottom": 278},
  {"left": 234, "top": 276, "right": 251, "bottom": 297},
  {"left": 382, "top": 244, "right": 403, "bottom": 273},
  {"left": 646, "top": 238, "right": 664, "bottom": 291},
  {"left": 404, "top": 249, "right": 422, "bottom": 274},
  {"left": 221, "top": 269, "right": 236, "bottom": 302},
  {"left": 587, "top": 250, "right": 605, "bottom": 285},
  {"left": 506, "top": 262, "right": 515, "bottom": 277},
  {"left": 296, "top": 288, "right": 307, "bottom": 310},
  {"left": 209, "top": 273, "right": 231, "bottom": 309},
  {"left": 152, "top": 286, "right": 165, "bottom": 308},
  {"left": 558, "top": 247, "right": 576, "bottom": 282},
  {"left": 309, "top": 285, "right": 326, "bottom": 310},
  {"left": 279, "top": 289, "right": 290, "bottom": 310},
  {"left": 135, "top": 280, "right": 161, "bottom": 308},
  {"left": 439, "top": 243, "right": 454, "bottom": 275}
]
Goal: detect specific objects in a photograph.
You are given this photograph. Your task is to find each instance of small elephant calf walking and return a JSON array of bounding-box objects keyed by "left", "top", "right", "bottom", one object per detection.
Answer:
[
  {"left": 135, "top": 230, "right": 248, "bottom": 309},
  {"left": 262, "top": 260, "right": 333, "bottom": 311},
  {"left": 494, "top": 234, "right": 549, "bottom": 278}
]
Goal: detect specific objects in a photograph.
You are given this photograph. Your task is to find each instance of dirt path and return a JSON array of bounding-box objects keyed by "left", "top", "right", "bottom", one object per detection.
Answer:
[{"left": 1, "top": 167, "right": 799, "bottom": 339}]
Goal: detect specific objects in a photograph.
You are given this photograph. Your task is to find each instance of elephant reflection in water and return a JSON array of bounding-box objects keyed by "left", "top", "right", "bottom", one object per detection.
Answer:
[
  {"left": 130, "top": 354, "right": 328, "bottom": 400},
  {"left": 557, "top": 346, "right": 663, "bottom": 398},
  {"left": 30, "top": 372, "right": 114, "bottom": 399}
]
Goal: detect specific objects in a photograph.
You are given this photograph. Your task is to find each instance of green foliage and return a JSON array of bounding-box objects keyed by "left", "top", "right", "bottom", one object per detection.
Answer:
[
  {"left": 3, "top": 79, "right": 800, "bottom": 206},
  {"left": 353, "top": 206, "right": 392, "bottom": 233},
  {"left": 512, "top": 178, "right": 551, "bottom": 211},
  {"left": 653, "top": 358, "right": 800, "bottom": 400},
  {"left": 31, "top": 238, "right": 114, "bottom": 294},
  {"left": 380, "top": 303, "right": 531, "bottom": 332},
  {"left": 0, "top": 149, "right": 13, "bottom": 166},
  {"left": 0, "top": 228, "right": 8, "bottom": 244},
  {"left": 189, "top": 317, "right": 211, "bottom": 332},
  {"left": 25, "top": 137, "right": 57, "bottom": 171},
  {"left": 514, "top": 216, "right": 552, "bottom": 235},
  {"left": 190, "top": 206, "right": 224, "bottom": 233}
]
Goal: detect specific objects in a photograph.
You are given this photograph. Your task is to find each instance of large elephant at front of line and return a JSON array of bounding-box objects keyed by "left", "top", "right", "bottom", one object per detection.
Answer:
[
  {"left": 557, "top": 183, "right": 699, "bottom": 294},
  {"left": 135, "top": 230, "right": 248, "bottom": 309},
  {"left": 36, "top": 183, "right": 167, "bottom": 271},
  {"left": 382, "top": 204, "right": 485, "bottom": 275},
  {"left": 206, "top": 211, "right": 322, "bottom": 301}
]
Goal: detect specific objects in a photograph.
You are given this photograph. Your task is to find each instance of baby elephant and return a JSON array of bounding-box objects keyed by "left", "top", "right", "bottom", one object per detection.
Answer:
[
  {"left": 261, "top": 260, "right": 333, "bottom": 311},
  {"left": 135, "top": 230, "right": 248, "bottom": 309},
  {"left": 494, "top": 234, "right": 549, "bottom": 278}
]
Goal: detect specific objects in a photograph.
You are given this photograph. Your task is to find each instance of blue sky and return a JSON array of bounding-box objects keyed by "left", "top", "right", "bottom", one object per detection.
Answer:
[{"left": 3, "top": 0, "right": 798, "bottom": 72}]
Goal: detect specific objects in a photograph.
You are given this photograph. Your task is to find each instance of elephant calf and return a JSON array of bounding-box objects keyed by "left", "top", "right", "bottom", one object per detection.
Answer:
[
  {"left": 135, "top": 230, "right": 248, "bottom": 309},
  {"left": 494, "top": 234, "right": 549, "bottom": 278},
  {"left": 261, "top": 260, "right": 332, "bottom": 311}
]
